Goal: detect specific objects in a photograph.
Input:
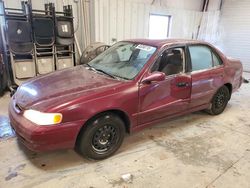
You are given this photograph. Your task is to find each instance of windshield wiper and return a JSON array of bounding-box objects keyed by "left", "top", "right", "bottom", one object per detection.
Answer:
[
  {"left": 113, "top": 75, "right": 130, "bottom": 80},
  {"left": 84, "top": 63, "right": 97, "bottom": 71},
  {"left": 84, "top": 64, "right": 119, "bottom": 80},
  {"left": 94, "top": 68, "right": 118, "bottom": 79},
  {"left": 83, "top": 63, "right": 92, "bottom": 68}
]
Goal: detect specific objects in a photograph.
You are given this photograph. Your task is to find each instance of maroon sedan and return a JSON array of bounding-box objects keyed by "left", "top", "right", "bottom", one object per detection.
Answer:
[{"left": 9, "top": 39, "right": 243, "bottom": 160}]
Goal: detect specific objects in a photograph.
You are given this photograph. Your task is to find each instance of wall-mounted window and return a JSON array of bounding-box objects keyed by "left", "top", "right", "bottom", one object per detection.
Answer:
[{"left": 149, "top": 14, "right": 171, "bottom": 39}]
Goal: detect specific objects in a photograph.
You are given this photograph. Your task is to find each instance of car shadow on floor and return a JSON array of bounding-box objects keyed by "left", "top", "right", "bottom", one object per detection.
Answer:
[{"left": 12, "top": 109, "right": 219, "bottom": 171}]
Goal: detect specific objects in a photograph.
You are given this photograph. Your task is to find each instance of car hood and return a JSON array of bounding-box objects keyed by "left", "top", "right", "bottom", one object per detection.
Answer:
[{"left": 14, "top": 66, "right": 123, "bottom": 111}]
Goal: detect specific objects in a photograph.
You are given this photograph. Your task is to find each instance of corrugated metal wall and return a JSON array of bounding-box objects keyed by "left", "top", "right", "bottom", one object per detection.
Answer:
[
  {"left": 93, "top": 0, "right": 221, "bottom": 47},
  {"left": 219, "top": 0, "right": 250, "bottom": 71},
  {"left": 94, "top": 0, "right": 200, "bottom": 44},
  {"left": 197, "top": 11, "right": 221, "bottom": 44}
]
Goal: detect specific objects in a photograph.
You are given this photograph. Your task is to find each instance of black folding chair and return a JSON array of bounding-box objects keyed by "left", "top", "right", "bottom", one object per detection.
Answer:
[
  {"left": 6, "top": 19, "right": 36, "bottom": 83},
  {"left": 56, "top": 17, "right": 74, "bottom": 46},
  {"left": 7, "top": 20, "right": 33, "bottom": 54},
  {"left": 32, "top": 14, "right": 55, "bottom": 74},
  {"left": 54, "top": 6, "right": 75, "bottom": 70},
  {"left": 33, "top": 16, "right": 54, "bottom": 46}
]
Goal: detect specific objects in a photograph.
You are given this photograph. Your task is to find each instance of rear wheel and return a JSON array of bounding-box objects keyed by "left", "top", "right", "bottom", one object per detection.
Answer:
[
  {"left": 207, "top": 86, "right": 230, "bottom": 115},
  {"left": 76, "top": 113, "right": 125, "bottom": 160}
]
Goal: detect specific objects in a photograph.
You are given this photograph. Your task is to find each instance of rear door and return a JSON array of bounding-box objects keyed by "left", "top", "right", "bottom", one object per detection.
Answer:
[
  {"left": 188, "top": 45, "right": 224, "bottom": 108},
  {"left": 138, "top": 46, "right": 192, "bottom": 125}
]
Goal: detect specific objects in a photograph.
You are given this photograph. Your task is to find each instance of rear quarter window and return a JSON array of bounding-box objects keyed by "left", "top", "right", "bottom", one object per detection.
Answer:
[{"left": 212, "top": 52, "right": 223, "bottom": 66}]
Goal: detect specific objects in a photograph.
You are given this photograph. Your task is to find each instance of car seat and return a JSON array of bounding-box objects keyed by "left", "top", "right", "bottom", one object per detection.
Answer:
[{"left": 161, "top": 49, "right": 183, "bottom": 75}]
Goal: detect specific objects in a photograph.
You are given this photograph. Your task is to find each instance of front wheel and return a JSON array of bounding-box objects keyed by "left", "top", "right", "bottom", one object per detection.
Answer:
[
  {"left": 207, "top": 86, "right": 230, "bottom": 115},
  {"left": 76, "top": 113, "right": 125, "bottom": 160}
]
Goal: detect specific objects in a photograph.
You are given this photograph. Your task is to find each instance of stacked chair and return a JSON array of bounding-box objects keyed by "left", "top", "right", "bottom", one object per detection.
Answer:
[
  {"left": 6, "top": 1, "right": 36, "bottom": 86},
  {"left": 0, "top": 0, "right": 76, "bottom": 88},
  {"left": 54, "top": 5, "right": 75, "bottom": 70},
  {"left": 32, "top": 3, "right": 55, "bottom": 75}
]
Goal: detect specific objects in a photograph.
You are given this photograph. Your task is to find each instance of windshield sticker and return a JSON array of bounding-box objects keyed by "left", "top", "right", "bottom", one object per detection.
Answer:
[{"left": 136, "top": 44, "right": 154, "bottom": 51}]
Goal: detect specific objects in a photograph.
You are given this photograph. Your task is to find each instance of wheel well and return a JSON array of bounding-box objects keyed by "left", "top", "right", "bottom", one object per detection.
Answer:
[
  {"left": 107, "top": 110, "right": 131, "bottom": 133},
  {"left": 224, "top": 83, "right": 232, "bottom": 98},
  {"left": 76, "top": 110, "right": 131, "bottom": 146}
]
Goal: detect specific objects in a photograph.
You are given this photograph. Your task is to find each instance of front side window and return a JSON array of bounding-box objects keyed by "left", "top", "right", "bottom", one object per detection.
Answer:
[
  {"left": 189, "top": 45, "right": 213, "bottom": 71},
  {"left": 88, "top": 42, "right": 157, "bottom": 80},
  {"left": 151, "top": 47, "right": 185, "bottom": 76}
]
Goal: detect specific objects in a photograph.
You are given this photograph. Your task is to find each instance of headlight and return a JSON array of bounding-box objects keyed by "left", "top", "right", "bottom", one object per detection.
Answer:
[{"left": 23, "top": 109, "right": 63, "bottom": 126}]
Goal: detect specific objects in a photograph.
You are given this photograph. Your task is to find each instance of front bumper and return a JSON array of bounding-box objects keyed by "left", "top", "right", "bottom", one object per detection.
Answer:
[{"left": 8, "top": 99, "right": 86, "bottom": 152}]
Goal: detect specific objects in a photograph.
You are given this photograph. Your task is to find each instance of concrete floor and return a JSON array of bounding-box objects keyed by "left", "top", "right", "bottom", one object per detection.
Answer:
[{"left": 0, "top": 74, "right": 250, "bottom": 188}]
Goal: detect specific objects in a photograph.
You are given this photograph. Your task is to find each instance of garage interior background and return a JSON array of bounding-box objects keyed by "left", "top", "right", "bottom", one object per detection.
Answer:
[{"left": 3, "top": 0, "right": 250, "bottom": 71}]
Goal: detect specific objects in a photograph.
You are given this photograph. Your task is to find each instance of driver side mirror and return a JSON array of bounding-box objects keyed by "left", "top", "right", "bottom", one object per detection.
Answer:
[{"left": 142, "top": 72, "right": 165, "bottom": 84}]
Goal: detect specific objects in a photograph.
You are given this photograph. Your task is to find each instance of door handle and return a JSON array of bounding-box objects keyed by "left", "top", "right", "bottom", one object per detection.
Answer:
[{"left": 176, "top": 82, "right": 189, "bottom": 87}]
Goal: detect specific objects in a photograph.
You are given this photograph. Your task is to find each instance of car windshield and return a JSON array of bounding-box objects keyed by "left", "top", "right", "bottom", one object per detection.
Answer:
[{"left": 88, "top": 42, "right": 157, "bottom": 80}]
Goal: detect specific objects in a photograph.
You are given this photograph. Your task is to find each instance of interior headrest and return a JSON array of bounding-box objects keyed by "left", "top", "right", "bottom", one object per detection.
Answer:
[{"left": 172, "top": 49, "right": 181, "bottom": 55}]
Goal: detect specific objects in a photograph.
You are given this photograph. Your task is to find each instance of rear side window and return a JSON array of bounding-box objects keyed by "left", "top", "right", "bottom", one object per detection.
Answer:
[{"left": 189, "top": 46, "right": 213, "bottom": 71}]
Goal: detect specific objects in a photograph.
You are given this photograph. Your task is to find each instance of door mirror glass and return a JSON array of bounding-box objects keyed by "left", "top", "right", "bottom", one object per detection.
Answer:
[{"left": 142, "top": 72, "right": 165, "bottom": 84}]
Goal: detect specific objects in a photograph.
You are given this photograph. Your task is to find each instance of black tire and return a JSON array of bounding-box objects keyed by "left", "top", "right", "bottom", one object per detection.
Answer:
[
  {"left": 76, "top": 113, "right": 125, "bottom": 160},
  {"left": 207, "top": 86, "right": 230, "bottom": 115}
]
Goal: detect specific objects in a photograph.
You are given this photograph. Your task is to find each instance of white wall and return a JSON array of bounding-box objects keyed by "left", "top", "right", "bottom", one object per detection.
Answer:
[
  {"left": 145, "top": 0, "right": 203, "bottom": 11},
  {"left": 207, "top": 0, "right": 221, "bottom": 11},
  {"left": 93, "top": 0, "right": 221, "bottom": 45},
  {"left": 93, "top": 0, "right": 201, "bottom": 44},
  {"left": 103, "top": 0, "right": 203, "bottom": 11},
  {"left": 197, "top": 11, "right": 221, "bottom": 44},
  {"left": 218, "top": 0, "right": 250, "bottom": 71}
]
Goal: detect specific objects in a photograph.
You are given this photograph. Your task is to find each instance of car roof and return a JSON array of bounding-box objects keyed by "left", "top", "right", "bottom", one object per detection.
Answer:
[{"left": 122, "top": 38, "right": 206, "bottom": 48}]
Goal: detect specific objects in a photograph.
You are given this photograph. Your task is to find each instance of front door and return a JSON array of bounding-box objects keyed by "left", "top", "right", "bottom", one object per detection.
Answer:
[{"left": 138, "top": 46, "right": 192, "bottom": 125}]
